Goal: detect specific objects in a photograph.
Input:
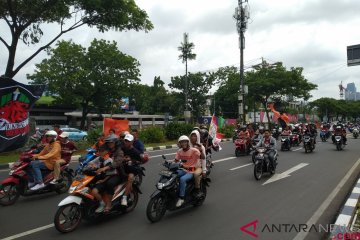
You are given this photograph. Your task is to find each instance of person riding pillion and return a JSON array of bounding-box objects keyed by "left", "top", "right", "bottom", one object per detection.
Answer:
[
  {"left": 189, "top": 130, "right": 207, "bottom": 198},
  {"left": 175, "top": 135, "right": 201, "bottom": 207}
]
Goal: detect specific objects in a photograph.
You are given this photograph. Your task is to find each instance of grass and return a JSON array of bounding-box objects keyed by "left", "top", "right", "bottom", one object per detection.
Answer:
[{"left": 35, "top": 96, "right": 55, "bottom": 105}]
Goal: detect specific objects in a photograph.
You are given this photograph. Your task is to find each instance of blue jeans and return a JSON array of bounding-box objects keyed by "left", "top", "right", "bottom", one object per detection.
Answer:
[
  {"left": 29, "top": 160, "right": 48, "bottom": 183},
  {"left": 177, "top": 170, "right": 194, "bottom": 198}
]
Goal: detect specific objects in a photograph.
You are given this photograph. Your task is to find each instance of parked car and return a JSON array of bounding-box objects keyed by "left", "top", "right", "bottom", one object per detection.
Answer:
[{"left": 61, "top": 128, "right": 88, "bottom": 141}]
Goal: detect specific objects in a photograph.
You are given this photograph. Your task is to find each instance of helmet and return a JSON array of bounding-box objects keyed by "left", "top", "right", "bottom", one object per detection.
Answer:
[
  {"left": 45, "top": 130, "right": 58, "bottom": 137},
  {"left": 105, "top": 134, "right": 119, "bottom": 143},
  {"left": 200, "top": 129, "right": 209, "bottom": 139},
  {"left": 178, "top": 135, "right": 190, "bottom": 143}
]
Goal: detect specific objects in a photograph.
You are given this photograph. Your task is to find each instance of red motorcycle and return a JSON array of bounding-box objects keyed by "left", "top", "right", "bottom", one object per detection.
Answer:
[
  {"left": 235, "top": 138, "right": 251, "bottom": 157},
  {"left": 291, "top": 134, "right": 301, "bottom": 146},
  {"left": 0, "top": 147, "right": 73, "bottom": 206}
]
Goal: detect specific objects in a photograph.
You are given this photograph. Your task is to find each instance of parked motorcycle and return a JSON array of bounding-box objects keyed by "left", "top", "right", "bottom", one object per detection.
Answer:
[
  {"left": 54, "top": 167, "right": 142, "bottom": 233},
  {"left": 235, "top": 138, "right": 251, "bottom": 157},
  {"left": 146, "top": 156, "right": 210, "bottom": 223},
  {"left": 0, "top": 148, "right": 73, "bottom": 206},
  {"left": 303, "top": 135, "right": 315, "bottom": 153},
  {"left": 280, "top": 135, "right": 291, "bottom": 151},
  {"left": 253, "top": 146, "right": 278, "bottom": 180}
]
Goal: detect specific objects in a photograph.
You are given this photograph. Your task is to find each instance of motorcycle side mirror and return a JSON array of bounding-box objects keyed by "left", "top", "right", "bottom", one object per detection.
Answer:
[{"left": 161, "top": 155, "right": 166, "bottom": 160}]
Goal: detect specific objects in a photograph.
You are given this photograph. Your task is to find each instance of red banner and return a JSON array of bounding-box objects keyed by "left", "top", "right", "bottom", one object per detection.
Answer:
[{"left": 103, "top": 118, "right": 129, "bottom": 136}]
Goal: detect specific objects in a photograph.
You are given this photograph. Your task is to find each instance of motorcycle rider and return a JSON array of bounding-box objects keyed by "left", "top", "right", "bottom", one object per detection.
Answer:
[
  {"left": 304, "top": 124, "right": 316, "bottom": 145},
  {"left": 175, "top": 135, "right": 201, "bottom": 207},
  {"left": 121, "top": 133, "right": 145, "bottom": 206},
  {"left": 333, "top": 124, "right": 347, "bottom": 144},
  {"left": 131, "top": 129, "right": 145, "bottom": 154},
  {"left": 95, "top": 134, "right": 127, "bottom": 210},
  {"left": 92, "top": 133, "right": 106, "bottom": 150},
  {"left": 189, "top": 130, "right": 207, "bottom": 198},
  {"left": 255, "top": 129, "right": 277, "bottom": 169},
  {"left": 29, "top": 130, "right": 61, "bottom": 190},
  {"left": 200, "top": 128, "right": 219, "bottom": 155},
  {"left": 50, "top": 132, "right": 77, "bottom": 184},
  {"left": 87, "top": 145, "right": 117, "bottom": 213},
  {"left": 281, "top": 125, "right": 292, "bottom": 146}
]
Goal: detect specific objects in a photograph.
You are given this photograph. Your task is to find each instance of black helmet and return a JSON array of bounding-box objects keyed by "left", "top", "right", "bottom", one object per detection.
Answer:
[
  {"left": 105, "top": 134, "right": 119, "bottom": 143},
  {"left": 200, "top": 129, "right": 209, "bottom": 139}
]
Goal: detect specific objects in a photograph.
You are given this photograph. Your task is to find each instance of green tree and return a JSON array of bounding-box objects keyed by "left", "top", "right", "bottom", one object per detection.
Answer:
[
  {"left": 246, "top": 61, "right": 317, "bottom": 128},
  {"left": 27, "top": 39, "right": 140, "bottom": 129},
  {"left": 169, "top": 72, "right": 214, "bottom": 120},
  {"left": 0, "top": 0, "right": 153, "bottom": 78}
]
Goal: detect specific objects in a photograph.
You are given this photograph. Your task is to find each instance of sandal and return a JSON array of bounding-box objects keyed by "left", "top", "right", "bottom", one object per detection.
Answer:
[{"left": 103, "top": 207, "right": 111, "bottom": 213}]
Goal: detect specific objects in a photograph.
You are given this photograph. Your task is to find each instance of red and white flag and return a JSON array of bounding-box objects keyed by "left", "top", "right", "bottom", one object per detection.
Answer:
[{"left": 209, "top": 115, "right": 224, "bottom": 150}]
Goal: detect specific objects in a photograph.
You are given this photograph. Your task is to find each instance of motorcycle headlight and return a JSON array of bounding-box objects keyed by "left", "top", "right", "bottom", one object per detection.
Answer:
[{"left": 156, "top": 178, "right": 173, "bottom": 190}]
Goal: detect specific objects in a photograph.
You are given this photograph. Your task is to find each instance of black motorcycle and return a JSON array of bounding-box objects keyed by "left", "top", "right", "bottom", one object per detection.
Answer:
[
  {"left": 280, "top": 135, "right": 291, "bottom": 151},
  {"left": 253, "top": 147, "right": 277, "bottom": 180},
  {"left": 303, "top": 135, "right": 315, "bottom": 153},
  {"left": 334, "top": 134, "right": 345, "bottom": 151},
  {"left": 146, "top": 156, "right": 211, "bottom": 223},
  {"left": 205, "top": 153, "right": 214, "bottom": 176}
]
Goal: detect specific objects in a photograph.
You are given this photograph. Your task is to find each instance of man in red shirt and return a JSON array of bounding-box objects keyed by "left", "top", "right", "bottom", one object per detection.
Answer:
[{"left": 50, "top": 132, "right": 77, "bottom": 184}]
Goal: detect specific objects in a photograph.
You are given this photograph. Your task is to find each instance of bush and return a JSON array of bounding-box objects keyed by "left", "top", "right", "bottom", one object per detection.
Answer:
[
  {"left": 139, "top": 126, "right": 166, "bottom": 143},
  {"left": 86, "top": 127, "right": 103, "bottom": 144},
  {"left": 219, "top": 124, "right": 236, "bottom": 138},
  {"left": 75, "top": 140, "right": 91, "bottom": 151},
  {"left": 165, "top": 122, "right": 195, "bottom": 140}
]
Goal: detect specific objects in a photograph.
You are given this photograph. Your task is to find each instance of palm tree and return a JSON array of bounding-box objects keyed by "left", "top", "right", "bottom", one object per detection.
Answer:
[{"left": 178, "top": 33, "right": 196, "bottom": 112}]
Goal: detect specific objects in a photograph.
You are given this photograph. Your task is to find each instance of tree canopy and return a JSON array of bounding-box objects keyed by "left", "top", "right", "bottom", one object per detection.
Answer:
[
  {"left": 27, "top": 39, "right": 141, "bottom": 129},
  {"left": 0, "top": 0, "right": 153, "bottom": 78}
]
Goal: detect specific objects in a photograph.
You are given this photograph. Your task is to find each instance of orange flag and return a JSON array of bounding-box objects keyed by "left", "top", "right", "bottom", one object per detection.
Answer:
[{"left": 103, "top": 118, "right": 129, "bottom": 136}]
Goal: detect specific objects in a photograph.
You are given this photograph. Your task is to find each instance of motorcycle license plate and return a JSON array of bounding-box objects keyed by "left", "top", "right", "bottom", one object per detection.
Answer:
[{"left": 160, "top": 170, "right": 172, "bottom": 177}]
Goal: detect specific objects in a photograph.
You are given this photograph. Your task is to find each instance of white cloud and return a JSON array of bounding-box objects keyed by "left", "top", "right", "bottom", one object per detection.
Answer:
[{"left": 1, "top": 0, "right": 360, "bottom": 101}]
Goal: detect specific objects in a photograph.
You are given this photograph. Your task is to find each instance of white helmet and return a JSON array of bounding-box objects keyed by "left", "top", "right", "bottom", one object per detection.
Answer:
[
  {"left": 178, "top": 135, "right": 190, "bottom": 143},
  {"left": 45, "top": 130, "right": 58, "bottom": 137}
]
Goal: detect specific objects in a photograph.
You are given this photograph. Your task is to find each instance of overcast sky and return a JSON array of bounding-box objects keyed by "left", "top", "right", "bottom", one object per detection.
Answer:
[{"left": 1, "top": 0, "right": 360, "bottom": 100}]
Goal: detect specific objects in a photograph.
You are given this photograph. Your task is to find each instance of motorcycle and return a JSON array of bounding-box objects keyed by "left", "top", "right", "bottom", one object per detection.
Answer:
[
  {"left": 54, "top": 166, "right": 142, "bottom": 233},
  {"left": 272, "top": 128, "right": 281, "bottom": 140},
  {"left": 280, "top": 135, "right": 291, "bottom": 151},
  {"left": 334, "top": 135, "right": 344, "bottom": 151},
  {"left": 303, "top": 135, "right": 315, "bottom": 153},
  {"left": 253, "top": 146, "right": 278, "bottom": 180},
  {"left": 146, "top": 156, "right": 211, "bottom": 223},
  {"left": 232, "top": 129, "right": 240, "bottom": 143},
  {"left": 353, "top": 128, "right": 359, "bottom": 139},
  {"left": 320, "top": 129, "right": 330, "bottom": 142},
  {"left": 235, "top": 138, "right": 251, "bottom": 157},
  {"left": 75, "top": 148, "right": 97, "bottom": 175},
  {"left": 205, "top": 153, "right": 214, "bottom": 176},
  {"left": 291, "top": 133, "right": 301, "bottom": 146},
  {"left": 0, "top": 148, "right": 73, "bottom": 206}
]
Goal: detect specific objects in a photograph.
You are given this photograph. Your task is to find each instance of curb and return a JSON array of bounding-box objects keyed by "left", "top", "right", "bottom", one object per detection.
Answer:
[
  {"left": 0, "top": 138, "right": 233, "bottom": 170},
  {"left": 331, "top": 178, "right": 360, "bottom": 237}
]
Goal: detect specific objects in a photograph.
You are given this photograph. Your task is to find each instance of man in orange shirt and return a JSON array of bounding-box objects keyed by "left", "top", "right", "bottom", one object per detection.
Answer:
[
  {"left": 29, "top": 130, "right": 61, "bottom": 190},
  {"left": 175, "top": 135, "right": 201, "bottom": 207}
]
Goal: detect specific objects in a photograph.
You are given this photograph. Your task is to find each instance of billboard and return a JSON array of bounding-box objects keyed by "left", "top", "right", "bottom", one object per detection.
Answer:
[
  {"left": 347, "top": 44, "right": 360, "bottom": 67},
  {"left": 119, "top": 97, "right": 129, "bottom": 110}
]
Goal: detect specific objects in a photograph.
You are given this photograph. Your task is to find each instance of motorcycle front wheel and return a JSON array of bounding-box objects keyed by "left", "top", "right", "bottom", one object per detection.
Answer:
[
  {"left": 146, "top": 194, "right": 167, "bottom": 223},
  {"left": 0, "top": 183, "right": 20, "bottom": 206},
  {"left": 254, "top": 162, "right": 263, "bottom": 180},
  {"left": 54, "top": 203, "right": 82, "bottom": 233}
]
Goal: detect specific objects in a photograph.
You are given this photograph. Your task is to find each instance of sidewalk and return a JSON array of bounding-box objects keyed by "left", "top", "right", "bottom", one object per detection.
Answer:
[{"left": 0, "top": 138, "right": 233, "bottom": 170}]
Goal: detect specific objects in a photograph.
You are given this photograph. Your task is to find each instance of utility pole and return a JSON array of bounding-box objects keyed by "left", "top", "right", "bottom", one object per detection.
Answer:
[{"left": 234, "top": 0, "right": 249, "bottom": 125}]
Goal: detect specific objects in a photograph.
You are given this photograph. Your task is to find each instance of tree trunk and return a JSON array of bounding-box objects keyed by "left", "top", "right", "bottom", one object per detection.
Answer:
[
  {"left": 4, "top": 31, "right": 21, "bottom": 78},
  {"left": 80, "top": 101, "right": 89, "bottom": 130},
  {"left": 263, "top": 101, "right": 272, "bottom": 130}
]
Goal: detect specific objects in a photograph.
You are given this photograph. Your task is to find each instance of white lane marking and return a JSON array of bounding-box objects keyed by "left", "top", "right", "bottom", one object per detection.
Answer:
[
  {"left": 1, "top": 223, "right": 54, "bottom": 240},
  {"left": 213, "top": 157, "right": 236, "bottom": 164},
  {"left": 292, "top": 147, "right": 303, "bottom": 152},
  {"left": 293, "top": 157, "right": 360, "bottom": 240},
  {"left": 262, "top": 163, "right": 309, "bottom": 185},
  {"left": 230, "top": 163, "right": 253, "bottom": 171}
]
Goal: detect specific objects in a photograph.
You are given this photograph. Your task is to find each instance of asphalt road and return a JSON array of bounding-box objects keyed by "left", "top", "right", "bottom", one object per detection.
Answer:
[{"left": 1, "top": 136, "right": 360, "bottom": 240}]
